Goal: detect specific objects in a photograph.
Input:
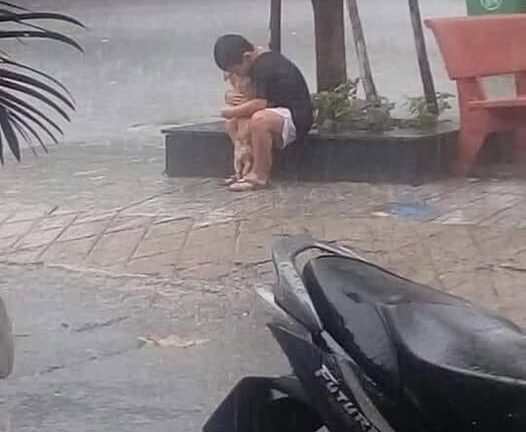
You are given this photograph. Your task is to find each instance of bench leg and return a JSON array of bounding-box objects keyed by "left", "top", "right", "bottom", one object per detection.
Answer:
[{"left": 454, "top": 127, "right": 487, "bottom": 176}]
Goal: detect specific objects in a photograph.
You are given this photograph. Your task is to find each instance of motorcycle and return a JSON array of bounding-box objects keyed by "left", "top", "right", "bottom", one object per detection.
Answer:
[
  {"left": 203, "top": 235, "right": 526, "bottom": 432},
  {"left": 0, "top": 295, "right": 13, "bottom": 379}
]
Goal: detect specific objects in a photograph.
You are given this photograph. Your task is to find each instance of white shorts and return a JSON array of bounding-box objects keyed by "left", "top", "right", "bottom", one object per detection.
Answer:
[{"left": 266, "top": 107, "right": 297, "bottom": 149}]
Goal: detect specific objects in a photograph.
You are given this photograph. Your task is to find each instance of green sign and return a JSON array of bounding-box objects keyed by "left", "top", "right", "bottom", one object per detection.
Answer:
[
  {"left": 480, "top": 0, "right": 504, "bottom": 10},
  {"left": 467, "top": 0, "right": 526, "bottom": 14}
]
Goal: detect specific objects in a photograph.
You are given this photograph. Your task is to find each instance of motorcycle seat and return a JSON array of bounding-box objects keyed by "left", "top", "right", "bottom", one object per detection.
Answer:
[{"left": 303, "top": 255, "right": 526, "bottom": 430}]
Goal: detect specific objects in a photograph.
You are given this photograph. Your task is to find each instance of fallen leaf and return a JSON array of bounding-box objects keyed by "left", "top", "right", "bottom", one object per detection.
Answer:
[
  {"left": 139, "top": 335, "right": 210, "bottom": 349},
  {"left": 372, "top": 211, "right": 390, "bottom": 218}
]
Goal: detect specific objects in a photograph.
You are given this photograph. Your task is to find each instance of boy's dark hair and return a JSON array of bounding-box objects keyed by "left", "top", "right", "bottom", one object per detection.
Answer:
[{"left": 214, "top": 34, "right": 254, "bottom": 71}]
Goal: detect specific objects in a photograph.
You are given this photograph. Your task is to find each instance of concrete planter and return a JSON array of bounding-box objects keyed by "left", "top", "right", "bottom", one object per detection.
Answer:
[{"left": 163, "top": 122, "right": 458, "bottom": 184}]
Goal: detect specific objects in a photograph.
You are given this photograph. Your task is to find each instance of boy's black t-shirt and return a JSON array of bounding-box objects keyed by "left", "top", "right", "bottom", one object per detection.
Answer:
[{"left": 249, "top": 52, "right": 313, "bottom": 140}]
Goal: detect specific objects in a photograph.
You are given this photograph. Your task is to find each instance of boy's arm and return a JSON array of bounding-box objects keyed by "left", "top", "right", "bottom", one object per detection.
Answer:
[
  {"left": 221, "top": 99, "right": 267, "bottom": 119},
  {"left": 225, "top": 90, "right": 244, "bottom": 106}
]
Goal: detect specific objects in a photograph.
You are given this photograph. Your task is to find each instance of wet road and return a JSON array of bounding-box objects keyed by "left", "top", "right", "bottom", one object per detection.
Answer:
[
  {"left": 0, "top": 264, "right": 288, "bottom": 431},
  {"left": 11, "top": 0, "right": 464, "bottom": 142}
]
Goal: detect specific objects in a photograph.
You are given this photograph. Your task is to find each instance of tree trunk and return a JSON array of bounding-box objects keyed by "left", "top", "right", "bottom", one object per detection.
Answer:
[
  {"left": 311, "top": 0, "right": 347, "bottom": 92},
  {"left": 408, "top": 0, "right": 438, "bottom": 114},
  {"left": 269, "top": 0, "right": 282, "bottom": 53},
  {"left": 345, "top": 0, "right": 378, "bottom": 102}
]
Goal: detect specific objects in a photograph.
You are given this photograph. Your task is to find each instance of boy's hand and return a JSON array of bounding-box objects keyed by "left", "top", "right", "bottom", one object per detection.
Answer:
[
  {"left": 225, "top": 90, "right": 244, "bottom": 106},
  {"left": 221, "top": 107, "right": 236, "bottom": 119},
  {"left": 222, "top": 99, "right": 267, "bottom": 119}
]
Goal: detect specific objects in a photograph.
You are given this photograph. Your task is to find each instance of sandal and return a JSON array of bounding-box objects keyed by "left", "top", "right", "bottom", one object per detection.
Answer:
[
  {"left": 228, "top": 178, "right": 269, "bottom": 192},
  {"left": 223, "top": 175, "right": 240, "bottom": 186}
]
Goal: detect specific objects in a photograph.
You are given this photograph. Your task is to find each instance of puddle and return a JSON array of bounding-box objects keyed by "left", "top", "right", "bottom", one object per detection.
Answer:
[{"left": 375, "top": 201, "right": 435, "bottom": 220}]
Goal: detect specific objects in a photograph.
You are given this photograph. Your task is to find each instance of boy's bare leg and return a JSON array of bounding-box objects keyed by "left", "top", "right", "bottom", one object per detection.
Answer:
[{"left": 245, "top": 110, "right": 284, "bottom": 185}]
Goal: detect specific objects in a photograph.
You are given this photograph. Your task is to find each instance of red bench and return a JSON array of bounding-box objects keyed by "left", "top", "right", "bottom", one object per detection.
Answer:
[{"left": 426, "top": 15, "right": 526, "bottom": 175}]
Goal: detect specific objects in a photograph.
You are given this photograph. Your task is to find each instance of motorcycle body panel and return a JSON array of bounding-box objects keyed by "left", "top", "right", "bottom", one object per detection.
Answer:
[{"left": 204, "top": 236, "right": 526, "bottom": 432}]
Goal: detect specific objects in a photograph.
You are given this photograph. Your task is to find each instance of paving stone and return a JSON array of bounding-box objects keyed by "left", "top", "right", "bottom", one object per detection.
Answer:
[
  {"left": 0, "top": 220, "right": 34, "bottom": 240},
  {"left": 178, "top": 222, "right": 236, "bottom": 268},
  {"left": 434, "top": 194, "right": 522, "bottom": 225},
  {"left": 106, "top": 215, "right": 154, "bottom": 233},
  {"left": 238, "top": 217, "right": 281, "bottom": 234},
  {"left": 492, "top": 266, "right": 526, "bottom": 303},
  {"left": 505, "top": 309, "right": 526, "bottom": 328},
  {"left": 361, "top": 249, "right": 392, "bottom": 269},
  {"left": 444, "top": 267, "right": 501, "bottom": 312},
  {"left": 469, "top": 226, "right": 519, "bottom": 266},
  {"left": 460, "top": 180, "right": 525, "bottom": 197},
  {"left": 41, "top": 237, "right": 95, "bottom": 265},
  {"left": 35, "top": 214, "right": 77, "bottom": 231},
  {"left": 88, "top": 229, "right": 145, "bottom": 267},
  {"left": 234, "top": 218, "right": 281, "bottom": 265},
  {"left": 323, "top": 217, "right": 372, "bottom": 246},
  {"left": 75, "top": 212, "right": 117, "bottom": 224},
  {"left": 15, "top": 228, "right": 63, "bottom": 250},
  {"left": 178, "top": 263, "right": 232, "bottom": 281},
  {"left": 7, "top": 206, "right": 50, "bottom": 222},
  {"left": 133, "top": 232, "right": 186, "bottom": 259},
  {"left": 429, "top": 186, "right": 488, "bottom": 212},
  {"left": 235, "top": 233, "right": 273, "bottom": 266},
  {"left": 0, "top": 247, "right": 44, "bottom": 264},
  {"left": 494, "top": 270, "right": 526, "bottom": 327},
  {"left": 280, "top": 216, "right": 325, "bottom": 238},
  {"left": 150, "top": 217, "right": 192, "bottom": 236},
  {"left": 422, "top": 225, "right": 483, "bottom": 274},
  {"left": 48, "top": 208, "right": 78, "bottom": 216},
  {"left": 0, "top": 212, "right": 11, "bottom": 224},
  {"left": 127, "top": 251, "right": 177, "bottom": 278},
  {"left": 480, "top": 200, "right": 526, "bottom": 228},
  {"left": 130, "top": 218, "right": 192, "bottom": 259},
  {"left": 367, "top": 217, "right": 421, "bottom": 253},
  {"left": 384, "top": 242, "right": 439, "bottom": 287},
  {"left": 59, "top": 220, "right": 109, "bottom": 241},
  {"left": 508, "top": 247, "right": 526, "bottom": 269},
  {"left": 412, "top": 179, "right": 468, "bottom": 201},
  {"left": 432, "top": 210, "right": 477, "bottom": 225}
]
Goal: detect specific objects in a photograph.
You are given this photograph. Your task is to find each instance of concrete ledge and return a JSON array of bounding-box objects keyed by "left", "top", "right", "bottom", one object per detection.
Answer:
[{"left": 163, "top": 121, "right": 458, "bottom": 184}]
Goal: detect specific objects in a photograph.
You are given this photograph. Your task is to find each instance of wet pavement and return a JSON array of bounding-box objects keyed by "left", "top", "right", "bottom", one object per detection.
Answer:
[
  {"left": 1, "top": 139, "right": 525, "bottom": 430},
  {"left": 0, "top": 135, "right": 524, "bottom": 430},
  {"left": 1, "top": 134, "right": 525, "bottom": 309},
  {"left": 0, "top": 264, "right": 287, "bottom": 431}
]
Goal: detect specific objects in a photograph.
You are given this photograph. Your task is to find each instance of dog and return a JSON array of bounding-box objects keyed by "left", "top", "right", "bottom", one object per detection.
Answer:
[{"left": 224, "top": 72, "right": 254, "bottom": 182}]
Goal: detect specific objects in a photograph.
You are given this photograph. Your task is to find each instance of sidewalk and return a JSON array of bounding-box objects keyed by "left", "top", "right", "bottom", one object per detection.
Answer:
[{"left": 0, "top": 137, "right": 525, "bottom": 326}]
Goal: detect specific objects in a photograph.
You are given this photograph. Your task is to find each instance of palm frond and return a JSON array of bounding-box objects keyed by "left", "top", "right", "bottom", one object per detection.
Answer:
[
  {"left": 0, "top": 31, "right": 82, "bottom": 52},
  {"left": 0, "top": 17, "right": 84, "bottom": 50},
  {"left": 0, "top": 92, "right": 64, "bottom": 139},
  {"left": 10, "top": 113, "right": 37, "bottom": 156},
  {"left": 0, "top": 2, "right": 26, "bottom": 11},
  {"left": 0, "top": 69, "right": 74, "bottom": 107},
  {"left": 0, "top": 6, "right": 83, "bottom": 163},
  {"left": 0, "top": 79, "right": 71, "bottom": 121},
  {"left": 1, "top": 57, "right": 75, "bottom": 102},
  {"left": 9, "top": 109, "right": 48, "bottom": 152},
  {"left": 0, "top": 13, "right": 85, "bottom": 28},
  {"left": 0, "top": 105, "right": 19, "bottom": 160}
]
